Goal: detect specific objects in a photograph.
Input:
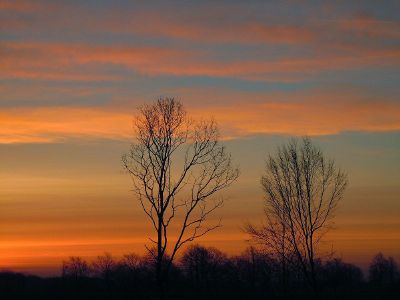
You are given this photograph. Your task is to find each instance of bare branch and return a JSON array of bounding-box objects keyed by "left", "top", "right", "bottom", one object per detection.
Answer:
[
  {"left": 122, "top": 98, "right": 239, "bottom": 289},
  {"left": 246, "top": 137, "right": 348, "bottom": 293}
]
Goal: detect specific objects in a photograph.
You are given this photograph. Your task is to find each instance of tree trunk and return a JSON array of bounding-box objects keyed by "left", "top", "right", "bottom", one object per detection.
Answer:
[
  {"left": 156, "top": 217, "right": 165, "bottom": 300},
  {"left": 282, "top": 253, "right": 288, "bottom": 299},
  {"left": 309, "top": 257, "right": 319, "bottom": 300},
  {"left": 309, "top": 235, "right": 319, "bottom": 299}
]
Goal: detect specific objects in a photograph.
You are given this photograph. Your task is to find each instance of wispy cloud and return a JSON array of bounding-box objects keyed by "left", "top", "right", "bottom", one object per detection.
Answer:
[
  {"left": 1, "top": 41, "right": 398, "bottom": 82},
  {"left": 1, "top": 87, "right": 399, "bottom": 143}
]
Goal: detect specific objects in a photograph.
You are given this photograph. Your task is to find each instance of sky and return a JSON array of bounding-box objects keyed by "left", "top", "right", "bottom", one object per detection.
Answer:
[{"left": 0, "top": 0, "right": 399, "bottom": 275}]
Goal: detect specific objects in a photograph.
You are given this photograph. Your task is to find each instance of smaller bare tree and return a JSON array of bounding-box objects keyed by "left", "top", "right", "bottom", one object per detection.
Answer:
[
  {"left": 246, "top": 137, "right": 348, "bottom": 297},
  {"left": 122, "top": 98, "right": 239, "bottom": 298}
]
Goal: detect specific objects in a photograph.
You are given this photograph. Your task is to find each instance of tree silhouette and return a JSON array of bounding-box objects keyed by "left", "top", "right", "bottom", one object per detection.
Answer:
[
  {"left": 181, "top": 244, "right": 233, "bottom": 298},
  {"left": 369, "top": 253, "right": 398, "bottom": 286},
  {"left": 120, "top": 253, "right": 146, "bottom": 272},
  {"left": 322, "top": 258, "right": 363, "bottom": 299},
  {"left": 91, "top": 252, "right": 116, "bottom": 280},
  {"left": 231, "top": 247, "right": 274, "bottom": 299},
  {"left": 62, "top": 256, "right": 90, "bottom": 279},
  {"left": 122, "top": 98, "right": 239, "bottom": 298},
  {"left": 181, "top": 244, "right": 227, "bottom": 284},
  {"left": 246, "top": 137, "right": 348, "bottom": 298},
  {"left": 2, "top": 250, "right": 399, "bottom": 299}
]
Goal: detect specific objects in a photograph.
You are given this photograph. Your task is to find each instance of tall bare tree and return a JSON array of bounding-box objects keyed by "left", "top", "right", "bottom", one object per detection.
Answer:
[
  {"left": 122, "top": 98, "right": 239, "bottom": 298},
  {"left": 246, "top": 137, "right": 348, "bottom": 297}
]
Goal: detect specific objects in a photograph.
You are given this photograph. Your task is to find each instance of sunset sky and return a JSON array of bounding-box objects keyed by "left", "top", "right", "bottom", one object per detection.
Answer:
[{"left": 0, "top": 0, "right": 399, "bottom": 275}]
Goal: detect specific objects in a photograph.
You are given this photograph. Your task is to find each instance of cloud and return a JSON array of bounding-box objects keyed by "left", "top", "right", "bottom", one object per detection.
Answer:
[
  {"left": 0, "top": 41, "right": 186, "bottom": 81},
  {"left": 193, "top": 99, "right": 400, "bottom": 138},
  {"left": 0, "top": 0, "right": 46, "bottom": 12},
  {"left": 1, "top": 88, "right": 399, "bottom": 144},
  {"left": 2, "top": 2, "right": 399, "bottom": 46},
  {"left": 132, "top": 17, "right": 314, "bottom": 45},
  {"left": 0, "top": 106, "right": 133, "bottom": 144},
  {"left": 336, "top": 15, "right": 400, "bottom": 39},
  {"left": 0, "top": 2, "right": 313, "bottom": 45},
  {"left": 1, "top": 41, "right": 399, "bottom": 83}
]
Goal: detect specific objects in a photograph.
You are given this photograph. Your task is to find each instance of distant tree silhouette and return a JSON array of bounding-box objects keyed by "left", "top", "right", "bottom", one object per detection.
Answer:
[
  {"left": 231, "top": 247, "right": 274, "bottom": 299},
  {"left": 246, "top": 137, "right": 348, "bottom": 298},
  {"left": 369, "top": 253, "right": 398, "bottom": 286},
  {"left": 61, "top": 256, "right": 92, "bottom": 300},
  {"left": 122, "top": 98, "right": 239, "bottom": 299},
  {"left": 245, "top": 217, "right": 293, "bottom": 297},
  {"left": 322, "top": 258, "right": 363, "bottom": 299},
  {"left": 62, "top": 256, "right": 90, "bottom": 279},
  {"left": 91, "top": 252, "right": 116, "bottom": 280},
  {"left": 181, "top": 244, "right": 231, "bottom": 298},
  {"left": 181, "top": 245, "right": 227, "bottom": 282},
  {"left": 120, "top": 253, "right": 146, "bottom": 272},
  {"left": 2, "top": 250, "right": 399, "bottom": 300}
]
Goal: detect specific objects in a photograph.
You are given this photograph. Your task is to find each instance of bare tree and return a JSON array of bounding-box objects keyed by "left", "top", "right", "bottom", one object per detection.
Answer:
[
  {"left": 122, "top": 98, "right": 239, "bottom": 298},
  {"left": 181, "top": 244, "right": 229, "bottom": 294},
  {"left": 91, "top": 252, "right": 116, "bottom": 280},
  {"left": 246, "top": 137, "right": 348, "bottom": 297},
  {"left": 62, "top": 256, "right": 90, "bottom": 279},
  {"left": 369, "top": 253, "right": 399, "bottom": 286},
  {"left": 121, "top": 253, "right": 146, "bottom": 272}
]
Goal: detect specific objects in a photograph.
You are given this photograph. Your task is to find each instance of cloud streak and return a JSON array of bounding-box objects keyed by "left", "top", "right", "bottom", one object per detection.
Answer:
[
  {"left": 1, "top": 41, "right": 399, "bottom": 83},
  {"left": 1, "top": 89, "right": 399, "bottom": 144}
]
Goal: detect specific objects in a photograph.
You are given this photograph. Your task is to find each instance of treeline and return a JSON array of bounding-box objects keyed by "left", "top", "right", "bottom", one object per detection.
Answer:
[{"left": 0, "top": 245, "right": 398, "bottom": 300}]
